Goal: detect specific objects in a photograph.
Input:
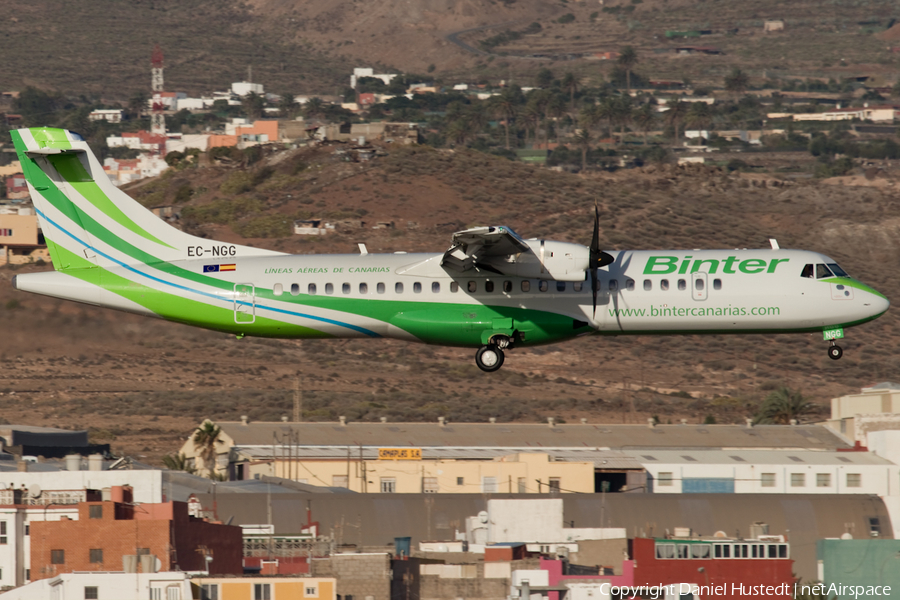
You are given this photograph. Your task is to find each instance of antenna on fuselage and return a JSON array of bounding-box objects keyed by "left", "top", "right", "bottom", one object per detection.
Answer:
[{"left": 768, "top": 238, "right": 780, "bottom": 250}]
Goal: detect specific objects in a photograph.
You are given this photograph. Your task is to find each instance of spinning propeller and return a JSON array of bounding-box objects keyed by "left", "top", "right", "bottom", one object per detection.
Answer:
[{"left": 589, "top": 203, "right": 615, "bottom": 317}]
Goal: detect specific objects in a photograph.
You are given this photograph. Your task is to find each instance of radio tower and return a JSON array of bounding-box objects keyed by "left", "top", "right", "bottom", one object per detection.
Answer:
[{"left": 150, "top": 44, "right": 166, "bottom": 135}]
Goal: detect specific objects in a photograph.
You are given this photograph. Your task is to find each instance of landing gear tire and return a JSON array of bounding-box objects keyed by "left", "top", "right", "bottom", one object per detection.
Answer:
[
  {"left": 828, "top": 344, "right": 843, "bottom": 360},
  {"left": 475, "top": 345, "right": 505, "bottom": 372}
]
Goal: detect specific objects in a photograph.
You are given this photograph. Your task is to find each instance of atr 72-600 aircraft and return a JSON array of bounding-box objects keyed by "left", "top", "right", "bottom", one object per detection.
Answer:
[{"left": 10, "top": 128, "right": 890, "bottom": 371}]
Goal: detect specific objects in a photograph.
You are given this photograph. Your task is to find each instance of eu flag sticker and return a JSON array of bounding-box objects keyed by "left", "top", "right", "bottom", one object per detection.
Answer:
[{"left": 203, "top": 265, "right": 219, "bottom": 273}]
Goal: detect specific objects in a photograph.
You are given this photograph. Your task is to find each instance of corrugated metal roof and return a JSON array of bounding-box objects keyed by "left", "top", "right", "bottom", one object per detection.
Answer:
[
  {"left": 216, "top": 422, "right": 848, "bottom": 451},
  {"left": 634, "top": 450, "right": 894, "bottom": 466}
]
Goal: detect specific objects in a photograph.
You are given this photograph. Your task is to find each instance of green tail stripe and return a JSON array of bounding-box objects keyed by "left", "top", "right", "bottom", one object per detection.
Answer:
[
  {"left": 47, "top": 153, "right": 174, "bottom": 250},
  {"left": 31, "top": 127, "right": 72, "bottom": 148}
]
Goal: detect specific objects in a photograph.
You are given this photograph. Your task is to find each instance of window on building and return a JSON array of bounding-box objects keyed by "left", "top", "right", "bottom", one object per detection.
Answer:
[
  {"left": 168, "top": 587, "right": 182, "bottom": 600},
  {"left": 677, "top": 544, "right": 690, "bottom": 559},
  {"left": 89, "top": 505, "right": 103, "bottom": 519},
  {"left": 332, "top": 475, "right": 348, "bottom": 488},
  {"left": 816, "top": 473, "right": 831, "bottom": 487},
  {"left": 548, "top": 477, "right": 561, "bottom": 494},
  {"left": 658, "top": 472, "right": 673, "bottom": 486},
  {"left": 254, "top": 584, "right": 272, "bottom": 600},
  {"left": 761, "top": 473, "right": 776, "bottom": 487},
  {"left": 273, "top": 283, "right": 283, "bottom": 296},
  {"left": 304, "top": 584, "right": 319, "bottom": 598},
  {"left": 655, "top": 543, "right": 675, "bottom": 559},
  {"left": 423, "top": 477, "right": 438, "bottom": 493},
  {"left": 150, "top": 590, "right": 162, "bottom": 600},
  {"left": 89, "top": 549, "right": 103, "bottom": 564},
  {"left": 457, "top": 477, "right": 464, "bottom": 486},
  {"left": 200, "top": 584, "right": 219, "bottom": 600},
  {"left": 482, "top": 477, "right": 498, "bottom": 493},
  {"left": 790, "top": 473, "right": 805, "bottom": 487},
  {"left": 0, "top": 229, "right": 12, "bottom": 237},
  {"left": 51, "top": 550, "right": 65, "bottom": 565},
  {"left": 0, "top": 521, "right": 6, "bottom": 545},
  {"left": 85, "top": 587, "right": 99, "bottom": 600},
  {"left": 869, "top": 517, "right": 881, "bottom": 537},
  {"left": 380, "top": 478, "right": 396, "bottom": 493},
  {"left": 692, "top": 544, "right": 711, "bottom": 559},
  {"left": 24, "top": 524, "right": 28, "bottom": 536},
  {"left": 518, "top": 477, "right": 527, "bottom": 493},
  {"left": 847, "top": 473, "right": 862, "bottom": 488}
]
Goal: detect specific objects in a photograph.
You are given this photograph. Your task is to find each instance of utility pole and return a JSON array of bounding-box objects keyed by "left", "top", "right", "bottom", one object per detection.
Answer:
[
  {"left": 150, "top": 44, "right": 166, "bottom": 135},
  {"left": 293, "top": 377, "right": 302, "bottom": 422}
]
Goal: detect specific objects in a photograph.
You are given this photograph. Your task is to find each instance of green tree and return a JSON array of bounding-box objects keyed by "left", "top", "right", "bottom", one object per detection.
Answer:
[
  {"left": 612, "top": 95, "right": 633, "bottom": 142},
  {"left": 302, "top": 97, "right": 325, "bottom": 121},
  {"left": 665, "top": 99, "right": 688, "bottom": 143},
  {"left": 13, "top": 87, "right": 63, "bottom": 127},
  {"left": 128, "top": 92, "right": 148, "bottom": 119},
  {"left": 754, "top": 387, "right": 816, "bottom": 424},
  {"left": 686, "top": 101, "right": 713, "bottom": 140},
  {"left": 617, "top": 46, "right": 639, "bottom": 93},
  {"left": 633, "top": 103, "right": 656, "bottom": 144},
  {"left": 521, "top": 101, "right": 542, "bottom": 146},
  {"left": 492, "top": 87, "right": 522, "bottom": 150},
  {"left": 241, "top": 92, "right": 265, "bottom": 120},
  {"left": 279, "top": 92, "right": 299, "bottom": 118},
  {"left": 546, "top": 94, "right": 567, "bottom": 143},
  {"left": 536, "top": 68, "right": 554, "bottom": 88},
  {"left": 724, "top": 67, "right": 750, "bottom": 97},
  {"left": 192, "top": 421, "right": 224, "bottom": 479},
  {"left": 162, "top": 452, "right": 196, "bottom": 474}
]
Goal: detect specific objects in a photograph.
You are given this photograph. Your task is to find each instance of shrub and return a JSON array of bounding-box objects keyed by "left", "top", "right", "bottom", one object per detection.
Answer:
[{"left": 220, "top": 171, "right": 254, "bottom": 195}]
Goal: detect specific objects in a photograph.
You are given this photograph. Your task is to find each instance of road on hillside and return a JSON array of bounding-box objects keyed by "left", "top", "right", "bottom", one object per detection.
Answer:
[{"left": 445, "top": 20, "right": 527, "bottom": 56}]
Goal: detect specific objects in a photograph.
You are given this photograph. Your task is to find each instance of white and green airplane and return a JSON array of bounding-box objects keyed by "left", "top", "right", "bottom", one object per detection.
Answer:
[{"left": 10, "top": 127, "right": 890, "bottom": 371}]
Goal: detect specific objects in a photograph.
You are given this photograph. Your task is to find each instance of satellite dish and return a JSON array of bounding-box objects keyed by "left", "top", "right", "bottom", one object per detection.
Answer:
[
  {"left": 28, "top": 484, "right": 42, "bottom": 498},
  {"left": 841, "top": 533, "right": 853, "bottom": 540},
  {"left": 713, "top": 530, "right": 728, "bottom": 538},
  {"left": 478, "top": 511, "right": 489, "bottom": 524},
  {"left": 155, "top": 557, "right": 163, "bottom": 572}
]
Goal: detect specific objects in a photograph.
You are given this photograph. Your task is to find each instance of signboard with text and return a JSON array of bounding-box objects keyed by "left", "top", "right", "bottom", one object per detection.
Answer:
[{"left": 378, "top": 448, "right": 422, "bottom": 460}]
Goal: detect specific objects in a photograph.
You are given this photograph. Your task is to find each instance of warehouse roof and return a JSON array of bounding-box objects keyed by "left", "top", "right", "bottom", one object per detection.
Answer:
[
  {"left": 634, "top": 449, "right": 893, "bottom": 466},
  {"left": 209, "top": 421, "right": 849, "bottom": 452}
]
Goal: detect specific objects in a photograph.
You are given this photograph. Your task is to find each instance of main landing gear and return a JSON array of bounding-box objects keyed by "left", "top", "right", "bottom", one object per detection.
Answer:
[
  {"left": 475, "top": 336, "right": 511, "bottom": 372},
  {"left": 828, "top": 342, "right": 843, "bottom": 360}
]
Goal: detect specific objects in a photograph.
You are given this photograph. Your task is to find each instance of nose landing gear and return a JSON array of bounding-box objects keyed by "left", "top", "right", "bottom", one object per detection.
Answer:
[
  {"left": 475, "top": 335, "right": 511, "bottom": 372},
  {"left": 828, "top": 342, "right": 843, "bottom": 360}
]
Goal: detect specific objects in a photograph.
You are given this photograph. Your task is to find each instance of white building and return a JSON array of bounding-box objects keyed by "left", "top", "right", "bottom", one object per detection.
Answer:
[
  {"left": 165, "top": 134, "right": 212, "bottom": 154},
  {"left": 232, "top": 81, "right": 264, "bottom": 97},
  {"left": 640, "top": 449, "right": 895, "bottom": 495},
  {"left": 0, "top": 571, "right": 192, "bottom": 600},
  {"left": 103, "top": 155, "right": 169, "bottom": 186},
  {"left": 773, "top": 106, "right": 899, "bottom": 123},
  {"left": 88, "top": 109, "right": 124, "bottom": 123},
  {"left": 350, "top": 67, "right": 399, "bottom": 88},
  {"left": 175, "top": 97, "right": 216, "bottom": 111}
]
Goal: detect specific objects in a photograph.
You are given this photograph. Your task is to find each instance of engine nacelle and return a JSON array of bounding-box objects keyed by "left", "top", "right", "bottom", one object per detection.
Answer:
[{"left": 490, "top": 240, "right": 590, "bottom": 282}]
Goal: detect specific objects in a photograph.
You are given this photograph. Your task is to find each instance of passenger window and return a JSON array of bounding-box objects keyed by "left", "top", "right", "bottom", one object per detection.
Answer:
[
  {"left": 413, "top": 282, "right": 422, "bottom": 293},
  {"left": 359, "top": 283, "right": 368, "bottom": 294},
  {"left": 325, "top": 283, "right": 334, "bottom": 295},
  {"left": 432, "top": 282, "right": 440, "bottom": 293},
  {"left": 713, "top": 279, "right": 722, "bottom": 290},
  {"left": 573, "top": 282, "right": 583, "bottom": 292},
  {"left": 306, "top": 283, "right": 315, "bottom": 295},
  {"left": 677, "top": 279, "right": 686, "bottom": 291},
  {"left": 625, "top": 279, "right": 635, "bottom": 291},
  {"left": 643, "top": 279, "right": 652, "bottom": 291},
  {"left": 468, "top": 281, "right": 477, "bottom": 293},
  {"left": 450, "top": 282, "right": 459, "bottom": 293},
  {"left": 801, "top": 264, "right": 814, "bottom": 278},
  {"left": 274, "top": 283, "right": 283, "bottom": 296},
  {"left": 661, "top": 279, "right": 669, "bottom": 291},
  {"left": 503, "top": 280, "right": 512, "bottom": 293},
  {"left": 816, "top": 264, "right": 834, "bottom": 279},
  {"left": 539, "top": 281, "right": 549, "bottom": 292},
  {"left": 521, "top": 280, "right": 531, "bottom": 292},
  {"left": 342, "top": 283, "right": 351, "bottom": 294},
  {"left": 291, "top": 283, "right": 300, "bottom": 296},
  {"left": 395, "top": 282, "right": 404, "bottom": 293},
  {"left": 695, "top": 278, "right": 704, "bottom": 291},
  {"left": 609, "top": 280, "right": 618, "bottom": 291},
  {"left": 557, "top": 281, "right": 566, "bottom": 292},
  {"left": 485, "top": 281, "right": 494, "bottom": 293},
  {"left": 377, "top": 283, "right": 385, "bottom": 294}
]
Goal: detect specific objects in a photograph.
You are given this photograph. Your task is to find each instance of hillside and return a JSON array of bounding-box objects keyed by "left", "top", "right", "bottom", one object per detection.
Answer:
[
  {"left": 2, "top": 143, "right": 899, "bottom": 462},
  {"left": 2, "top": 0, "right": 899, "bottom": 99}
]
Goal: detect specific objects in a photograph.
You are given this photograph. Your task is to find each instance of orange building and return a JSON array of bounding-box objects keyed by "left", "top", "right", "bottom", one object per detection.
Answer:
[{"left": 30, "top": 486, "right": 242, "bottom": 581}]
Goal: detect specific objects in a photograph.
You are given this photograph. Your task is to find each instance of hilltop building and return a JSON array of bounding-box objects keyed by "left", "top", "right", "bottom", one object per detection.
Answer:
[{"left": 0, "top": 209, "right": 48, "bottom": 266}]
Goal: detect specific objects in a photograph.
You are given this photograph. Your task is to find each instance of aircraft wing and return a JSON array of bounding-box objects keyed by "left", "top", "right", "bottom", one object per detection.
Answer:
[{"left": 441, "top": 226, "right": 530, "bottom": 272}]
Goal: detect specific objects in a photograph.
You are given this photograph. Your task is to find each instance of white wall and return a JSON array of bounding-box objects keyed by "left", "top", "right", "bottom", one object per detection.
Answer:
[
  {"left": 0, "top": 471, "right": 165, "bottom": 503},
  {"left": 489, "top": 499, "right": 562, "bottom": 543},
  {"left": 1, "top": 572, "right": 192, "bottom": 600}
]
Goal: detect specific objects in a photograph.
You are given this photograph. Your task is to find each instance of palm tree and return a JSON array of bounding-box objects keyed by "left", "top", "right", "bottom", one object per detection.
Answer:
[
  {"left": 302, "top": 97, "right": 325, "bottom": 121},
  {"left": 686, "top": 102, "right": 713, "bottom": 143},
  {"left": 492, "top": 88, "right": 520, "bottom": 150},
  {"left": 617, "top": 46, "right": 639, "bottom": 93},
  {"left": 755, "top": 387, "right": 816, "bottom": 424},
  {"left": 278, "top": 92, "right": 298, "bottom": 118},
  {"left": 546, "top": 94, "right": 566, "bottom": 144},
  {"left": 612, "top": 95, "right": 633, "bottom": 142},
  {"left": 665, "top": 100, "right": 689, "bottom": 144},
  {"left": 596, "top": 98, "right": 617, "bottom": 139},
  {"left": 162, "top": 452, "right": 196, "bottom": 474},
  {"left": 633, "top": 103, "right": 656, "bottom": 145},
  {"left": 193, "top": 421, "right": 224, "bottom": 479},
  {"left": 242, "top": 92, "right": 265, "bottom": 120},
  {"left": 521, "top": 101, "right": 541, "bottom": 146},
  {"left": 445, "top": 120, "right": 471, "bottom": 146},
  {"left": 573, "top": 128, "right": 592, "bottom": 172},
  {"left": 561, "top": 72, "right": 579, "bottom": 110},
  {"left": 724, "top": 68, "right": 750, "bottom": 98}
]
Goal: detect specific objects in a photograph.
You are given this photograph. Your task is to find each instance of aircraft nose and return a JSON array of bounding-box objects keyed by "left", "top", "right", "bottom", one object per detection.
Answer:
[{"left": 871, "top": 293, "right": 890, "bottom": 317}]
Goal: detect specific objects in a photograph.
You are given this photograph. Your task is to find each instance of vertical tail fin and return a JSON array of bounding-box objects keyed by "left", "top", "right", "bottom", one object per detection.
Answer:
[{"left": 10, "top": 127, "right": 280, "bottom": 272}]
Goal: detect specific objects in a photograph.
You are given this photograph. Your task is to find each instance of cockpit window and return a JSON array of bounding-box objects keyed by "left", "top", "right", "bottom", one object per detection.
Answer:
[
  {"left": 827, "top": 263, "right": 849, "bottom": 277},
  {"left": 801, "top": 264, "right": 814, "bottom": 279},
  {"left": 816, "top": 264, "right": 834, "bottom": 279}
]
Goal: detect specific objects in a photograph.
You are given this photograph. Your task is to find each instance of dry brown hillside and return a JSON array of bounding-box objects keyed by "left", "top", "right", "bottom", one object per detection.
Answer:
[{"left": 2, "top": 144, "right": 899, "bottom": 462}]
